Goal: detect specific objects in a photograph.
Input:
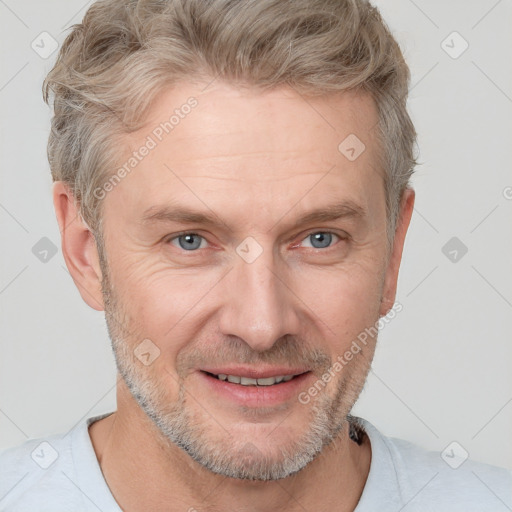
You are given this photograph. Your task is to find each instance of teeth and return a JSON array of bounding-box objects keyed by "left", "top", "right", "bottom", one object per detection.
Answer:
[
  {"left": 215, "top": 373, "right": 297, "bottom": 386},
  {"left": 240, "top": 377, "right": 258, "bottom": 385},
  {"left": 257, "top": 376, "right": 279, "bottom": 386}
]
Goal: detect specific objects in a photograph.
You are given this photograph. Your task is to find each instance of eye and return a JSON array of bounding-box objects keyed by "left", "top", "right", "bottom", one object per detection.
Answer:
[
  {"left": 168, "top": 233, "right": 208, "bottom": 251},
  {"left": 300, "top": 232, "right": 342, "bottom": 249}
]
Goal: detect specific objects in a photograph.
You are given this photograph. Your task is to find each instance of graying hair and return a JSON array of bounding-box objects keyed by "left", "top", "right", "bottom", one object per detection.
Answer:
[{"left": 43, "top": 0, "right": 417, "bottom": 249}]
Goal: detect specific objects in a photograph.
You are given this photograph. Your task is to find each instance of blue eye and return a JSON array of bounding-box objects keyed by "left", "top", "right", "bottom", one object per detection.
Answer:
[
  {"left": 170, "top": 233, "right": 206, "bottom": 251},
  {"left": 302, "top": 232, "right": 340, "bottom": 249}
]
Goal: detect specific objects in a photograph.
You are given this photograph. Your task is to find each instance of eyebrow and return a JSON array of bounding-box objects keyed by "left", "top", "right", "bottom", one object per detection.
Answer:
[{"left": 140, "top": 200, "right": 367, "bottom": 232}]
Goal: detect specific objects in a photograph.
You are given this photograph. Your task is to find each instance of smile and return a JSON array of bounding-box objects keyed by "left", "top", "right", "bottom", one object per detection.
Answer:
[{"left": 204, "top": 371, "right": 302, "bottom": 386}]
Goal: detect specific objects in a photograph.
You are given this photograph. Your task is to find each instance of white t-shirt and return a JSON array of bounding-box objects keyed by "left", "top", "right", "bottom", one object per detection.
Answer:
[{"left": 1, "top": 412, "right": 510, "bottom": 511}]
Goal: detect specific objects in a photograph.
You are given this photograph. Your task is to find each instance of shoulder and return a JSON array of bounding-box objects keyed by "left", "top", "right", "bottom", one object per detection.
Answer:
[
  {"left": 387, "top": 434, "right": 511, "bottom": 504},
  {"left": 0, "top": 430, "right": 81, "bottom": 511},
  {"left": 355, "top": 417, "right": 512, "bottom": 511},
  {"left": 0, "top": 413, "right": 116, "bottom": 512}
]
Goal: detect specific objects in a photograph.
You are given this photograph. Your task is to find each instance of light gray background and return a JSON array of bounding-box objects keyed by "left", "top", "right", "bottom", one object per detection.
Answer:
[{"left": 1, "top": 0, "right": 511, "bottom": 471}]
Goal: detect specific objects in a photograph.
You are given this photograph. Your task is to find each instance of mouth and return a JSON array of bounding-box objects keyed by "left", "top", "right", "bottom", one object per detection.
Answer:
[
  {"left": 198, "top": 368, "right": 313, "bottom": 407},
  {"left": 202, "top": 370, "right": 307, "bottom": 386}
]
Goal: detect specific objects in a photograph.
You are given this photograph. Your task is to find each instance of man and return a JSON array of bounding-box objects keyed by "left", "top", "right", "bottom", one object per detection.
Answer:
[{"left": 1, "top": 0, "right": 510, "bottom": 510}]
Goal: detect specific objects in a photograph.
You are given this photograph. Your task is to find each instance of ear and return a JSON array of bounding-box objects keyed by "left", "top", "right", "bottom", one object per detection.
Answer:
[
  {"left": 379, "top": 187, "right": 415, "bottom": 317},
  {"left": 53, "top": 181, "right": 105, "bottom": 311}
]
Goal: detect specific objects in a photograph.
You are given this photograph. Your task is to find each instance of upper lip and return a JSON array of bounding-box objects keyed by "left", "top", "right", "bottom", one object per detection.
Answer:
[{"left": 200, "top": 366, "right": 310, "bottom": 379}]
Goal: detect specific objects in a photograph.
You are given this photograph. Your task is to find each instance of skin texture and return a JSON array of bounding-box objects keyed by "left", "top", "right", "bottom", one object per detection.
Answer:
[{"left": 53, "top": 80, "right": 415, "bottom": 511}]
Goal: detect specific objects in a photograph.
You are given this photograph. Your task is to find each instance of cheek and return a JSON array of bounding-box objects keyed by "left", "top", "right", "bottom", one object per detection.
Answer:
[
  {"left": 292, "top": 263, "right": 383, "bottom": 349},
  {"left": 110, "top": 257, "right": 224, "bottom": 347}
]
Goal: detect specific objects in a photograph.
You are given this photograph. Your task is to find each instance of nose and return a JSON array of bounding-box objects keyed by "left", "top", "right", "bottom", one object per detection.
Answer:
[{"left": 217, "top": 242, "right": 302, "bottom": 352}]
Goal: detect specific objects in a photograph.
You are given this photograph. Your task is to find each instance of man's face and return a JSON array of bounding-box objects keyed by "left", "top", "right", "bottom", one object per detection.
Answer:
[{"left": 99, "top": 81, "right": 391, "bottom": 480}]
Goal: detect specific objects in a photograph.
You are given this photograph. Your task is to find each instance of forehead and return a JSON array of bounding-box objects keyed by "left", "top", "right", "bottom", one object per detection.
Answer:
[{"left": 105, "top": 80, "right": 384, "bottom": 227}]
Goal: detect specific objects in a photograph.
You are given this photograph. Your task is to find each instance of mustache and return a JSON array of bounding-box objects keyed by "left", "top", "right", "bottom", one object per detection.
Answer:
[{"left": 177, "top": 335, "right": 332, "bottom": 377}]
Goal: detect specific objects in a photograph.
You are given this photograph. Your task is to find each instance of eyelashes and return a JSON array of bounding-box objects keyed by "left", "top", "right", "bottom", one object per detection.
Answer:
[{"left": 166, "top": 230, "right": 348, "bottom": 253}]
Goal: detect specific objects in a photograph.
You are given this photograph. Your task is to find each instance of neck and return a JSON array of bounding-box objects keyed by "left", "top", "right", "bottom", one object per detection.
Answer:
[{"left": 89, "top": 381, "right": 371, "bottom": 512}]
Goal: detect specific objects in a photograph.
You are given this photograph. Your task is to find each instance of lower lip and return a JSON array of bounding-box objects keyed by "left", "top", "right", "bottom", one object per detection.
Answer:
[{"left": 198, "top": 371, "right": 313, "bottom": 408}]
